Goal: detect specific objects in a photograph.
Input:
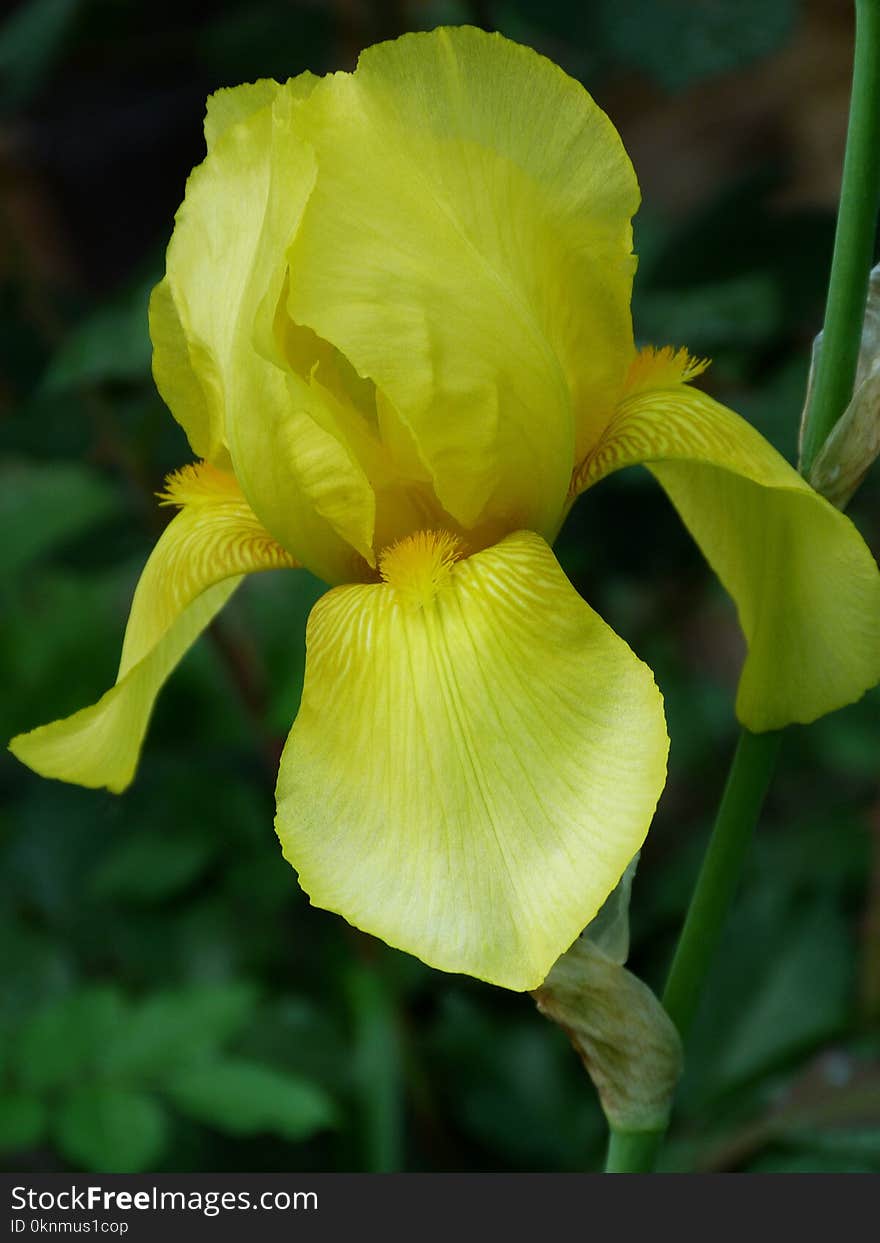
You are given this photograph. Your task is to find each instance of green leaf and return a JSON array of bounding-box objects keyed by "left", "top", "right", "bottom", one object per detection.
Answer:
[
  {"left": 42, "top": 278, "right": 155, "bottom": 393},
  {"left": 0, "top": 920, "right": 73, "bottom": 1026},
  {"left": 54, "top": 1086, "right": 167, "bottom": 1173},
  {"left": 428, "top": 992, "right": 605, "bottom": 1170},
  {"left": 102, "top": 984, "right": 256, "bottom": 1079},
  {"left": 16, "top": 987, "right": 126, "bottom": 1092},
  {"left": 679, "top": 894, "right": 855, "bottom": 1112},
  {"left": 163, "top": 1060, "right": 337, "bottom": 1140},
  {"left": 88, "top": 833, "right": 216, "bottom": 903},
  {"left": 714, "top": 902, "right": 853, "bottom": 1086},
  {"left": 0, "top": 459, "right": 119, "bottom": 579},
  {"left": 0, "top": 1093, "right": 48, "bottom": 1151},
  {"left": 2, "top": 564, "right": 132, "bottom": 706}
]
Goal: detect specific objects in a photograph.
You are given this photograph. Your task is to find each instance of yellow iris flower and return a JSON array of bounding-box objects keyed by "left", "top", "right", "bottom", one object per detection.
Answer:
[{"left": 11, "top": 27, "right": 880, "bottom": 991}]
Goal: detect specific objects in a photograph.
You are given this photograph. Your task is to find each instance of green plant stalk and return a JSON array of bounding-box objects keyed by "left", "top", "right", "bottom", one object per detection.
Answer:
[
  {"left": 606, "top": 730, "right": 781, "bottom": 1173},
  {"left": 661, "top": 730, "right": 783, "bottom": 1036},
  {"left": 348, "top": 963, "right": 403, "bottom": 1172},
  {"left": 800, "top": 0, "right": 880, "bottom": 474},
  {"left": 605, "top": 0, "right": 880, "bottom": 1174}
]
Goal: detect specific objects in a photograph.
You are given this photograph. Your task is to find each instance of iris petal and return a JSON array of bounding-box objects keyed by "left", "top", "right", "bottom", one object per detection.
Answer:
[
  {"left": 9, "top": 465, "right": 297, "bottom": 792},
  {"left": 150, "top": 81, "right": 287, "bottom": 467},
  {"left": 286, "top": 26, "right": 638, "bottom": 538},
  {"left": 275, "top": 531, "right": 667, "bottom": 990},
  {"left": 576, "top": 368, "right": 880, "bottom": 730},
  {"left": 153, "top": 80, "right": 375, "bottom": 583}
]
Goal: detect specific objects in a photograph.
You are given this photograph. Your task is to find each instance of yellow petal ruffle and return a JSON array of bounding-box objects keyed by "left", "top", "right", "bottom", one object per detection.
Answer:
[
  {"left": 284, "top": 25, "right": 638, "bottom": 540},
  {"left": 151, "top": 28, "right": 641, "bottom": 572},
  {"left": 151, "top": 80, "right": 375, "bottom": 584},
  {"left": 275, "top": 530, "right": 667, "bottom": 990}
]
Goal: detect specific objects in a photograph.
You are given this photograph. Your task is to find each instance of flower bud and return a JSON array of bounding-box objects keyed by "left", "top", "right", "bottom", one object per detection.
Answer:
[{"left": 801, "top": 263, "right": 880, "bottom": 508}]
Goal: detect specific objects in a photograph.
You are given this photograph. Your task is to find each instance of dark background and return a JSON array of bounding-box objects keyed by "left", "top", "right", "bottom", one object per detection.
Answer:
[{"left": 2, "top": 0, "right": 879, "bottom": 1174}]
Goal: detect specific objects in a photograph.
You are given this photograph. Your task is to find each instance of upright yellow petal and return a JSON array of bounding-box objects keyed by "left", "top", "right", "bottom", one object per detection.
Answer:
[
  {"left": 575, "top": 363, "right": 880, "bottom": 730},
  {"left": 204, "top": 79, "right": 283, "bottom": 150},
  {"left": 275, "top": 531, "right": 667, "bottom": 991},
  {"left": 150, "top": 81, "right": 285, "bottom": 466},
  {"left": 226, "top": 87, "right": 376, "bottom": 577},
  {"left": 150, "top": 79, "right": 295, "bottom": 466},
  {"left": 149, "top": 278, "right": 231, "bottom": 470},
  {"left": 154, "top": 80, "right": 376, "bottom": 583},
  {"left": 286, "top": 26, "right": 638, "bottom": 538},
  {"left": 9, "top": 464, "right": 297, "bottom": 792}
]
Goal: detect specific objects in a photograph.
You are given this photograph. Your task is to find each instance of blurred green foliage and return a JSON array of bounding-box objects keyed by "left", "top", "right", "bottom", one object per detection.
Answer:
[{"left": 1, "top": 0, "right": 879, "bottom": 1173}]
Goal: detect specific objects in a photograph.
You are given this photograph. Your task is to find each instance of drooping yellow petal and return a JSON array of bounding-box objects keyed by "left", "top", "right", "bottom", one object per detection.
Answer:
[
  {"left": 153, "top": 80, "right": 376, "bottom": 583},
  {"left": 275, "top": 530, "right": 667, "bottom": 991},
  {"left": 285, "top": 26, "right": 639, "bottom": 538},
  {"left": 575, "top": 361, "right": 880, "bottom": 730},
  {"left": 9, "top": 464, "right": 297, "bottom": 793}
]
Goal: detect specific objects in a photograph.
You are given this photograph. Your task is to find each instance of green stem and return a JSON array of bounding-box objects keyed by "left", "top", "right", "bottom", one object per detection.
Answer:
[
  {"left": 605, "top": 730, "right": 781, "bottom": 1173},
  {"left": 607, "top": 1, "right": 880, "bottom": 1173},
  {"left": 349, "top": 963, "right": 403, "bottom": 1172},
  {"left": 799, "top": 0, "right": 880, "bottom": 473},
  {"left": 661, "top": 730, "right": 782, "bottom": 1037},
  {"left": 605, "top": 1127, "right": 665, "bottom": 1175}
]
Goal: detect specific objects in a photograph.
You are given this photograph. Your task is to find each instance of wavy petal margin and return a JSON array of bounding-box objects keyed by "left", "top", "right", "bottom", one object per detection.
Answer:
[
  {"left": 276, "top": 531, "right": 667, "bottom": 990},
  {"left": 152, "top": 79, "right": 375, "bottom": 583},
  {"left": 286, "top": 26, "right": 638, "bottom": 537}
]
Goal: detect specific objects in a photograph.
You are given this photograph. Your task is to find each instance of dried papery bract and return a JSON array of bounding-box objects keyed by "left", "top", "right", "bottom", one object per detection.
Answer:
[{"left": 533, "top": 861, "right": 682, "bottom": 1133}]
